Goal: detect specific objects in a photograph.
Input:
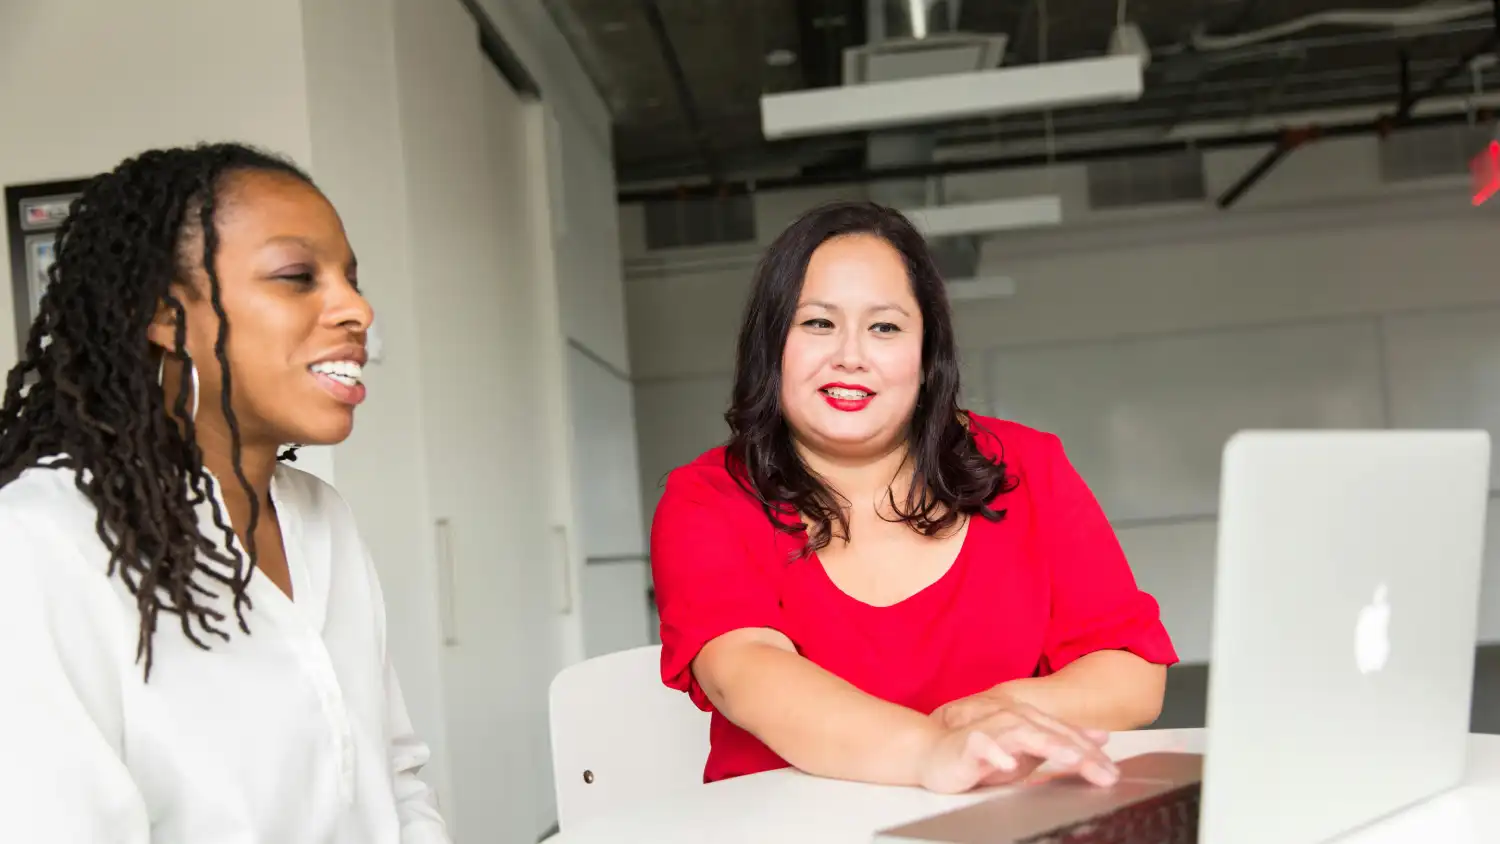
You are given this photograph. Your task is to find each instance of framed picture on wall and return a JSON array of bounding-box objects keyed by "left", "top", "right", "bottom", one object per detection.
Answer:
[
  {"left": 6, "top": 177, "right": 89, "bottom": 356},
  {"left": 24, "top": 235, "right": 55, "bottom": 323}
]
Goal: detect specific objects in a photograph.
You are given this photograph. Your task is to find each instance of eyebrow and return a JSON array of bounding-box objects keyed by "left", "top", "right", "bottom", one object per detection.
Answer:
[{"left": 799, "top": 299, "right": 911, "bottom": 317}]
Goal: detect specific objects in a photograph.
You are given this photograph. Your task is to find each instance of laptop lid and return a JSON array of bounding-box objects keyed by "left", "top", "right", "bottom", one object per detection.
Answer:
[{"left": 1199, "top": 430, "right": 1489, "bottom": 844}]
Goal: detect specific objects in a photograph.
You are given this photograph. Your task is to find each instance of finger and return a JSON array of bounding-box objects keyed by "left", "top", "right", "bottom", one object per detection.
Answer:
[
  {"left": 965, "top": 730, "right": 1019, "bottom": 774},
  {"left": 1076, "top": 757, "right": 1121, "bottom": 787},
  {"left": 977, "top": 755, "right": 1045, "bottom": 787},
  {"left": 1023, "top": 707, "right": 1109, "bottom": 749},
  {"left": 1012, "top": 711, "right": 1117, "bottom": 774},
  {"left": 999, "top": 724, "right": 1119, "bottom": 785},
  {"left": 1000, "top": 723, "right": 1086, "bottom": 767}
]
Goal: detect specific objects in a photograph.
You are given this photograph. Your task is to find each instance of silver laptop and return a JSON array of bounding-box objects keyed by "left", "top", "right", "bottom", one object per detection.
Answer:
[{"left": 877, "top": 430, "right": 1490, "bottom": 844}]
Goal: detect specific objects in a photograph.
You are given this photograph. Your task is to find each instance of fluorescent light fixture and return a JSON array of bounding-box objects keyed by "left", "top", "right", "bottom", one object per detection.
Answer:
[
  {"left": 946, "top": 276, "right": 1017, "bottom": 301},
  {"left": 904, "top": 196, "right": 1062, "bottom": 236},
  {"left": 908, "top": 0, "right": 928, "bottom": 39},
  {"left": 761, "top": 54, "right": 1144, "bottom": 140}
]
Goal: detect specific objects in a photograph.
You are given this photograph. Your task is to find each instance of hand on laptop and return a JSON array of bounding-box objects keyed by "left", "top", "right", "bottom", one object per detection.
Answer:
[{"left": 917, "top": 697, "right": 1119, "bottom": 794}]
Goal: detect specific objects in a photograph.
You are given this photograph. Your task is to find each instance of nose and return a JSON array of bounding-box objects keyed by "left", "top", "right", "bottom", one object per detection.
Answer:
[
  {"left": 832, "top": 324, "right": 867, "bottom": 371},
  {"left": 324, "top": 277, "right": 374, "bottom": 334}
]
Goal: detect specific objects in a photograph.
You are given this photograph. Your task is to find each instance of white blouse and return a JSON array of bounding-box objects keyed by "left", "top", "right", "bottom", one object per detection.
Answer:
[{"left": 0, "top": 459, "right": 450, "bottom": 844}]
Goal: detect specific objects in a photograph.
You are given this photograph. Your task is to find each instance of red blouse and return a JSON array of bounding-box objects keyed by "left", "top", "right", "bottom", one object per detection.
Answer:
[{"left": 649, "top": 413, "right": 1179, "bottom": 783}]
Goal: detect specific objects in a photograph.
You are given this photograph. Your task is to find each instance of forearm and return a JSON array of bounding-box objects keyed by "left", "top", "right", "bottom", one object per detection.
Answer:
[
  {"left": 1001, "top": 651, "right": 1166, "bottom": 730},
  {"left": 698, "top": 638, "right": 941, "bottom": 785}
]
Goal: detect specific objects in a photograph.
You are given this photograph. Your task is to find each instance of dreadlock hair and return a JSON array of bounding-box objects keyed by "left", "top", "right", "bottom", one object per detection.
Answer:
[
  {"left": 724, "top": 200, "right": 1017, "bottom": 559},
  {"left": 0, "top": 142, "right": 316, "bottom": 679}
]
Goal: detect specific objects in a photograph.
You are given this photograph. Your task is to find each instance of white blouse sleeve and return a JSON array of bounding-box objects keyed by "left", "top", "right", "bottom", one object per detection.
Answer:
[
  {"left": 384, "top": 653, "right": 451, "bottom": 843},
  {"left": 352, "top": 525, "right": 451, "bottom": 844},
  {"left": 0, "top": 510, "right": 151, "bottom": 843}
]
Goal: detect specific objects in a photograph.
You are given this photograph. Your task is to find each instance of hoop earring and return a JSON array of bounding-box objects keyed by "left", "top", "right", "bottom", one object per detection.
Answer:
[{"left": 158, "top": 355, "right": 199, "bottom": 421}]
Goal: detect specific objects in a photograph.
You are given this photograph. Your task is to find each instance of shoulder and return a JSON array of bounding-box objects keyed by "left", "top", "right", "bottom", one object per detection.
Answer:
[
  {"left": 0, "top": 460, "right": 105, "bottom": 549},
  {"left": 653, "top": 445, "right": 778, "bottom": 536},
  {"left": 658, "top": 446, "right": 756, "bottom": 509},
  {"left": 963, "top": 412, "right": 1065, "bottom": 475},
  {"left": 0, "top": 462, "right": 130, "bottom": 625}
]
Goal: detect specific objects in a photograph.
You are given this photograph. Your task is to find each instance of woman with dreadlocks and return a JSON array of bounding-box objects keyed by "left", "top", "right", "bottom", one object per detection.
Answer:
[{"left": 0, "top": 143, "right": 449, "bottom": 843}]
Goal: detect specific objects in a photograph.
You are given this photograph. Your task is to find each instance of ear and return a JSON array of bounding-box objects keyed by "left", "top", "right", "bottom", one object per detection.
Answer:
[{"left": 146, "top": 298, "right": 181, "bottom": 356}]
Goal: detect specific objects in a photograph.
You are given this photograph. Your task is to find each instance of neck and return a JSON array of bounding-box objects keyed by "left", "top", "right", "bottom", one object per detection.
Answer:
[
  {"left": 195, "top": 423, "right": 279, "bottom": 528},
  {"left": 796, "top": 435, "right": 913, "bottom": 505}
]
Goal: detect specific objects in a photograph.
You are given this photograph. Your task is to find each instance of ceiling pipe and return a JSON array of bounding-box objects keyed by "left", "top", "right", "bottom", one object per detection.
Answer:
[
  {"left": 617, "top": 108, "right": 1491, "bottom": 203},
  {"left": 1218, "top": 0, "right": 1500, "bottom": 209}
]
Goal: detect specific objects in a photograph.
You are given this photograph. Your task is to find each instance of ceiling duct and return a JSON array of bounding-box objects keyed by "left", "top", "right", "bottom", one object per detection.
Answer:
[{"left": 860, "top": 0, "right": 1000, "bottom": 281}]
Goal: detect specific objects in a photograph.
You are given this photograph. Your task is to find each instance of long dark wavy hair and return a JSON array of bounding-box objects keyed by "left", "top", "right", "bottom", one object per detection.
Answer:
[
  {"left": 724, "top": 200, "right": 1016, "bottom": 556},
  {"left": 0, "top": 143, "right": 313, "bottom": 679}
]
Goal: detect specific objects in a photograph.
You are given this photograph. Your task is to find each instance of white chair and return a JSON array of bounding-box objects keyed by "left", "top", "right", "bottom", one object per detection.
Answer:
[{"left": 547, "top": 644, "right": 712, "bottom": 830}]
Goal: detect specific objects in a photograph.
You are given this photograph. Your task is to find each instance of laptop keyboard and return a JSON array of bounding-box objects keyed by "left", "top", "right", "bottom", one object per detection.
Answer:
[{"left": 1014, "top": 782, "right": 1201, "bottom": 844}]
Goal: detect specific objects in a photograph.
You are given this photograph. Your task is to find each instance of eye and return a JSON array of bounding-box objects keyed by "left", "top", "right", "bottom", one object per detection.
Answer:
[
  {"left": 871, "top": 322, "right": 901, "bottom": 334},
  {"left": 802, "top": 317, "right": 834, "bottom": 330},
  {"left": 273, "top": 267, "right": 316, "bottom": 286}
]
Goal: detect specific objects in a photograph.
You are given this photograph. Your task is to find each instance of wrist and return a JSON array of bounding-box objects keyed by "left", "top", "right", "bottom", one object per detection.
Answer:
[
  {"left": 903, "top": 714, "right": 949, "bottom": 786},
  {"left": 991, "top": 677, "right": 1046, "bottom": 708}
]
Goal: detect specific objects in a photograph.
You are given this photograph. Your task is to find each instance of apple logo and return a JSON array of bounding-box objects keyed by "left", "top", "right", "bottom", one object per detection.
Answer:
[{"left": 1355, "top": 583, "right": 1392, "bottom": 675}]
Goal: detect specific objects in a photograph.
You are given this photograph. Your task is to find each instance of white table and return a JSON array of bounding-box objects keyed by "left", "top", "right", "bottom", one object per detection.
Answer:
[{"left": 552, "top": 729, "right": 1500, "bottom": 843}]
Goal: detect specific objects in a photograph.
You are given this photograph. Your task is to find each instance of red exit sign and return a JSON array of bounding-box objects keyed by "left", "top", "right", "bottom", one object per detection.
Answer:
[{"left": 1473, "top": 140, "right": 1500, "bottom": 206}]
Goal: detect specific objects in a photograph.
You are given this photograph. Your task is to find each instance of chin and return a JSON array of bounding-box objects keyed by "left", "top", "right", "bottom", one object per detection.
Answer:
[
  {"left": 807, "top": 415, "right": 898, "bottom": 450},
  {"left": 285, "top": 416, "right": 356, "bottom": 448}
]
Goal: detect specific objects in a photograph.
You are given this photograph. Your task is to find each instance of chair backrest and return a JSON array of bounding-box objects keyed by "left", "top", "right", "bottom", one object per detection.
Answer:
[{"left": 547, "top": 644, "right": 711, "bottom": 830}]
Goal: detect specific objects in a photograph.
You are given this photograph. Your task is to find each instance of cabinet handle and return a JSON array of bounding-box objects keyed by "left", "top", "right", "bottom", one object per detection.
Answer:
[{"left": 435, "top": 518, "right": 458, "bottom": 646}]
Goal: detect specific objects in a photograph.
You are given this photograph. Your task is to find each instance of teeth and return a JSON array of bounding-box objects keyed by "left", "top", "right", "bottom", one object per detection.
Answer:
[
  {"left": 824, "top": 387, "right": 870, "bottom": 400},
  {"left": 310, "top": 360, "right": 363, "bottom": 386}
]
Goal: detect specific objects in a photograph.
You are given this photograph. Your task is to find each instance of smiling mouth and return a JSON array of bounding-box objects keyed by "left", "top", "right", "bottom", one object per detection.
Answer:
[
  {"left": 309, "top": 360, "right": 363, "bottom": 388},
  {"left": 821, "top": 386, "right": 874, "bottom": 400}
]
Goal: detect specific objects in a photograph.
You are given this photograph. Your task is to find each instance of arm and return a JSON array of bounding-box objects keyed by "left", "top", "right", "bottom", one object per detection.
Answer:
[
  {"left": 693, "top": 628, "right": 944, "bottom": 786},
  {"left": 995, "top": 651, "right": 1166, "bottom": 730},
  {"left": 1026, "top": 434, "right": 1177, "bottom": 727},
  {"left": 931, "top": 432, "right": 1178, "bottom": 733},
  {"left": 652, "top": 476, "right": 942, "bottom": 786},
  {"left": 0, "top": 511, "right": 150, "bottom": 843}
]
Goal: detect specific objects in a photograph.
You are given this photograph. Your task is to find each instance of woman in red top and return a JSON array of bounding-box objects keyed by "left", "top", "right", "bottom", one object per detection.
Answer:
[{"left": 650, "top": 201, "right": 1178, "bottom": 795}]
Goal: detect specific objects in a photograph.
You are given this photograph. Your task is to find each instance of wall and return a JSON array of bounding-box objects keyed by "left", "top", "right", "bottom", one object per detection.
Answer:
[
  {"left": 469, "top": 2, "right": 649, "bottom": 665},
  {"left": 472, "top": 0, "right": 628, "bottom": 374},
  {"left": 621, "top": 134, "right": 1500, "bottom": 665},
  {"left": 337, "top": 0, "right": 574, "bottom": 837},
  {"left": 0, "top": 0, "right": 308, "bottom": 369}
]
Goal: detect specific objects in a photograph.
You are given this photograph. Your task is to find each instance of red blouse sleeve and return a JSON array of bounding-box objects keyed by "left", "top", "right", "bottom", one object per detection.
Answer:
[
  {"left": 650, "top": 468, "right": 785, "bottom": 711},
  {"left": 1031, "top": 433, "right": 1180, "bottom": 675}
]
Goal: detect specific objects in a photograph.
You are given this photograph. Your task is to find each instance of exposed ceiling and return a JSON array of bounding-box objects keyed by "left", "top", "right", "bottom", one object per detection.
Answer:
[{"left": 540, "top": 0, "right": 1500, "bottom": 189}]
